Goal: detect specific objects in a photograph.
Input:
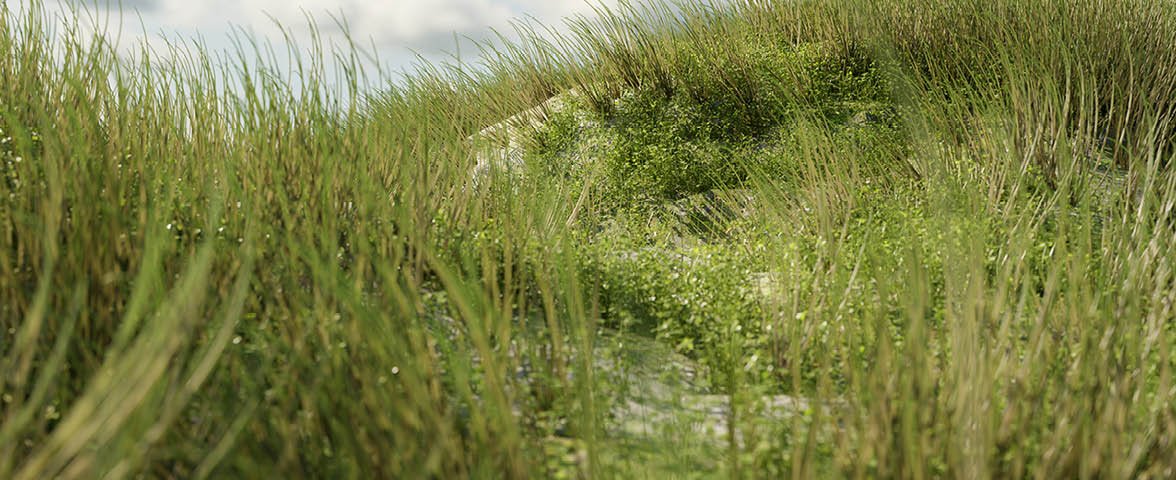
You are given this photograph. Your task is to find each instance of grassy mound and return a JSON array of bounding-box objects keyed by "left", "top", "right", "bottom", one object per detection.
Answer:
[{"left": 4, "top": 0, "right": 1176, "bottom": 478}]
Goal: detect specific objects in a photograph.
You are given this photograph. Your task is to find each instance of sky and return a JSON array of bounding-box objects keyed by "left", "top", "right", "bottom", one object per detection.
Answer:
[{"left": 32, "top": 0, "right": 627, "bottom": 86}]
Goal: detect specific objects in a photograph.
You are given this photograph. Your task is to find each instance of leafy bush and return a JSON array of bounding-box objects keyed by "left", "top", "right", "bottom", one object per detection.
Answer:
[
  {"left": 581, "top": 239, "right": 771, "bottom": 389},
  {"left": 523, "top": 41, "right": 900, "bottom": 214}
]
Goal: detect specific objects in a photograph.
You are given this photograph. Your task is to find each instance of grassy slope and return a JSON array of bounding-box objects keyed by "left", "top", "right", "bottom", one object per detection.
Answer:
[{"left": 3, "top": 0, "right": 1176, "bottom": 478}]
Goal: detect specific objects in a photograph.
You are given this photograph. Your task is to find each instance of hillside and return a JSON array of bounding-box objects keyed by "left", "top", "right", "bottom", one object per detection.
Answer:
[{"left": 3, "top": 0, "right": 1176, "bottom": 478}]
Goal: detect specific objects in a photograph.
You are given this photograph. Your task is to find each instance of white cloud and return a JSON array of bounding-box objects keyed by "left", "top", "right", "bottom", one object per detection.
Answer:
[
  {"left": 49, "top": 0, "right": 616, "bottom": 55},
  {"left": 31, "top": 0, "right": 644, "bottom": 88}
]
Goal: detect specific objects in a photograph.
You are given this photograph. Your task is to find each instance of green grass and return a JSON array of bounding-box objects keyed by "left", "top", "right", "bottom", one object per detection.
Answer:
[{"left": 4, "top": 0, "right": 1176, "bottom": 477}]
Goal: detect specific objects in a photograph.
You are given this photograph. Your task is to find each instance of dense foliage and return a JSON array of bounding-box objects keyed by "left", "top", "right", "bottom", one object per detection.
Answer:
[{"left": 3, "top": 0, "right": 1176, "bottom": 478}]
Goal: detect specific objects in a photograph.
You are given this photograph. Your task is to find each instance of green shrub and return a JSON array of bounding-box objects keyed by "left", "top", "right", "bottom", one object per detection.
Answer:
[
  {"left": 559, "top": 41, "right": 899, "bottom": 210},
  {"left": 581, "top": 239, "right": 771, "bottom": 389}
]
